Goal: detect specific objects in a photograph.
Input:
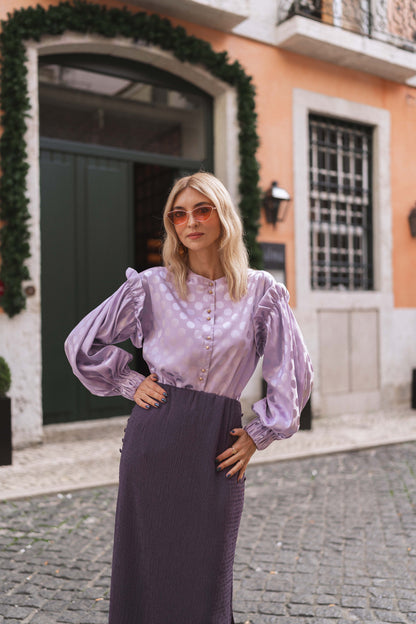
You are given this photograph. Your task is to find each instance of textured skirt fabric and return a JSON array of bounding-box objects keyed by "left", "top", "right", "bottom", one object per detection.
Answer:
[{"left": 108, "top": 385, "right": 245, "bottom": 624}]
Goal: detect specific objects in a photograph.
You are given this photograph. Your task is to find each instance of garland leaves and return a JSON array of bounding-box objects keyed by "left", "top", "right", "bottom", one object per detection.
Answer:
[{"left": 0, "top": 1, "right": 262, "bottom": 316}]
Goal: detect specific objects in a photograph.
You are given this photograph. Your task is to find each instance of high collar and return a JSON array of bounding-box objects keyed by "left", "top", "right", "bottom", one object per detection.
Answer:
[{"left": 186, "top": 269, "right": 227, "bottom": 284}]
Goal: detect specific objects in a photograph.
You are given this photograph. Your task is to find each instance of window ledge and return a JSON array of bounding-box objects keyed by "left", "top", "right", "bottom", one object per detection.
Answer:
[
  {"left": 275, "top": 15, "right": 416, "bottom": 85},
  {"left": 306, "top": 290, "right": 394, "bottom": 311},
  {"left": 119, "top": 0, "right": 250, "bottom": 31}
]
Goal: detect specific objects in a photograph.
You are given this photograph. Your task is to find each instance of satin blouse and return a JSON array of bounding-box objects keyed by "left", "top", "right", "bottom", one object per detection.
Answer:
[{"left": 64, "top": 266, "right": 313, "bottom": 449}]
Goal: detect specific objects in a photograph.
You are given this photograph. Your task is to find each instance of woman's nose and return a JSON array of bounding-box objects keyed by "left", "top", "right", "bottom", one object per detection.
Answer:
[{"left": 187, "top": 211, "right": 198, "bottom": 226}]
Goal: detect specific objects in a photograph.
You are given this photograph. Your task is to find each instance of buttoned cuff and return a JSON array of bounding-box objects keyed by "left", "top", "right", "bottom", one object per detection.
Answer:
[
  {"left": 244, "top": 417, "right": 277, "bottom": 450},
  {"left": 118, "top": 371, "right": 145, "bottom": 401}
]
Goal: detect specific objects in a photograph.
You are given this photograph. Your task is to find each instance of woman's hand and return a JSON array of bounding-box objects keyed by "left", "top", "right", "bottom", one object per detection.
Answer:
[
  {"left": 133, "top": 373, "right": 167, "bottom": 409},
  {"left": 215, "top": 428, "right": 256, "bottom": 482}
]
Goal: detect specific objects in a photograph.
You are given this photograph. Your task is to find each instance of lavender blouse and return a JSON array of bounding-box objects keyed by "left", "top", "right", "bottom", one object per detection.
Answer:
[{"left": 64, "top": 267, "right": 313, "bottom": 450}]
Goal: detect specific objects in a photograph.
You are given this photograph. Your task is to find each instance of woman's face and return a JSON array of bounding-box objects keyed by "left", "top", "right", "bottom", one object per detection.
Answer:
[{"left": 171, "top": 187, "right": 222, "bottom": 255}]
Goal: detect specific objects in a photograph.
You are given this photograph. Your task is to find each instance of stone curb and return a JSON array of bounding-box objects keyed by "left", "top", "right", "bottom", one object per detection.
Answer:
[{"left": 2, "top": 407, "right": 416, "bottom": 501}]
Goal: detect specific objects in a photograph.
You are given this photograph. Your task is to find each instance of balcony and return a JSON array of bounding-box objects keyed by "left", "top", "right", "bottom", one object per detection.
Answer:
[
  {"left": 275, "top": 0, "right": 416, "bottom": 85},
  {"left": 116, "top": 0, "right": 250, "bottom": 31}
]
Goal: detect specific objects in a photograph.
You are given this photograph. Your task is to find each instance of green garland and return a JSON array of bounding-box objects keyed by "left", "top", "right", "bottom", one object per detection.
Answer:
[{"left": 0, "top": 0, "right": 262, "bottom": 317}]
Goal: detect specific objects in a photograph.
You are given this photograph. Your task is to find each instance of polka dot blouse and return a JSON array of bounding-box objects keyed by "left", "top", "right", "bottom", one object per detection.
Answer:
[{"left": 64, "top": 267, "right": 313, "bottom": 450}]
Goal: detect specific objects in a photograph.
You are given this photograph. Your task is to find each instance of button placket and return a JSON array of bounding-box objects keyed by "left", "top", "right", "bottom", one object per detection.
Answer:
[{"left": 199, "top": 281, "right": 215, "bottom": 387}]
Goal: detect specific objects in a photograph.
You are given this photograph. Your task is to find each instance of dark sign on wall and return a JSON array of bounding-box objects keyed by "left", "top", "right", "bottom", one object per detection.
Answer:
[
  {"left": 260, "top": 243, "right": 285, "bottom": 270},
  {"left": 260, "top": 243, "right": 286, "bottom": 283}
]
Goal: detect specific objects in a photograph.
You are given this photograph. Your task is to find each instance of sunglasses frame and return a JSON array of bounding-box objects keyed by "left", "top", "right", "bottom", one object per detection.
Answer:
[{"left": 167, "top": 205, "right": 217, "bottom": 226}]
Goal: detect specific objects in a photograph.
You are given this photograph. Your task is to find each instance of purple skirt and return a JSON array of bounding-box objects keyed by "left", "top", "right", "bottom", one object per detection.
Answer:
[{"left": 109, "top": 385, "right": 245, "bottom": 624}]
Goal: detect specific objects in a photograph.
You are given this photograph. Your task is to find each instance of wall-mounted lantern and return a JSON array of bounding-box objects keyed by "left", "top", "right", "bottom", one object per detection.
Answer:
[
  {"left": 263, "top": 181, "right": 291, "bottom": 228},
  {"left": 408, "top": 203, "right": 416, "bottom": 238}
]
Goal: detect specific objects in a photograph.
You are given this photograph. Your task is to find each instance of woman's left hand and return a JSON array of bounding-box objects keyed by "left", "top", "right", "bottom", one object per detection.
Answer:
[{"left": 215, "top": 428, "right": 256, "bottom": 482}]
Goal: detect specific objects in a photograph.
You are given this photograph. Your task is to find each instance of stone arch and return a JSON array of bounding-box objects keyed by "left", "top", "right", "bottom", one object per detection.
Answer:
[{"left": 32, "top": 33, "right": 239, "bottom": 197}]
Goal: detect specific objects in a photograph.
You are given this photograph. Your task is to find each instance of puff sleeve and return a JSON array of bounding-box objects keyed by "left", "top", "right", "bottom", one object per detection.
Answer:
[
  {"left": 244, "top": 283, "right": 313, "bottom": 450},
  {"left": 64, "top": 268, "right": 146, "bottom": 401}
]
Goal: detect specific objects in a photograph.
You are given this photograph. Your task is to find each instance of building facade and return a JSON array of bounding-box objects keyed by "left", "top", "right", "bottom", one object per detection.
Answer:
[{"left": 1, "top": 0, "right": 416, "bottom": 447}]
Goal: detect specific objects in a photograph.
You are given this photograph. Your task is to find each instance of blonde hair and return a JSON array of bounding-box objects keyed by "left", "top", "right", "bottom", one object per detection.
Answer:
[{"left": 162, "top": 172, "right": 249, "bottom": 301}]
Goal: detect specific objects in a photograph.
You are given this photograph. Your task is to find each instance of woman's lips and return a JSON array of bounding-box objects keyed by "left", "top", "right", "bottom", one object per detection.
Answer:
[{"left": 187, "top": 233, "right": 204, "bottom": 240}]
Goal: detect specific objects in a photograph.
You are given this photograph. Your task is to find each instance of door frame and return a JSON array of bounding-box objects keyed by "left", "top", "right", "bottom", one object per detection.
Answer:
[{"left": 39, "top": 51, "right": 215, "bottom": 424}]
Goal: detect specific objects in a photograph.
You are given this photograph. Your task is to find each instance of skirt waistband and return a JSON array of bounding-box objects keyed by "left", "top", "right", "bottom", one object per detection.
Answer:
[{"left": 158, "top": 382, "right": 241, "bottom": 412}]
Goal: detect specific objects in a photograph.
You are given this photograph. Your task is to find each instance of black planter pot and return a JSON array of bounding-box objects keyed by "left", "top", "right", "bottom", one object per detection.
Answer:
[{"left": 0, "top": 396, "right": 12, "bottom": 465}]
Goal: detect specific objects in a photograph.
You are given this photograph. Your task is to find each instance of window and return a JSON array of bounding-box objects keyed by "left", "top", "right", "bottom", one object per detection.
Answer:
[
  {"left": 38, "top": 54, "right": 213, "bottom": 163},
  {"left": 309, "top": 114, "right": 373, "bottom": 290}
]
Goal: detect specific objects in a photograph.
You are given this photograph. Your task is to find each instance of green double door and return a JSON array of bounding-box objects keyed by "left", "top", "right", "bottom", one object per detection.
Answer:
[{"left": 40, "top": 148, "right": 135, "bottom": 424}]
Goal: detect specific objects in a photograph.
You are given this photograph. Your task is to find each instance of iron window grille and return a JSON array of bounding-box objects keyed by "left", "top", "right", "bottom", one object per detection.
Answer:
[{"left": 309, "top": 114, "right": 373, "bottom": 291}]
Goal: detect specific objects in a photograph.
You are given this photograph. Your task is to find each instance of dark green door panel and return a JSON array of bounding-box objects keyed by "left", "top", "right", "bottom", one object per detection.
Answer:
[
  {"left": 40, "top": 151, "right": 78, "bottom": 422},
  {"left": 78, "top": 155, "right": 133, "bottom": 311},
  {"left": 80, "top": 155, "right": 134, "bottom": 417},
  {"left": 40, "top": 149, "right": 134, "bottom": 424}
]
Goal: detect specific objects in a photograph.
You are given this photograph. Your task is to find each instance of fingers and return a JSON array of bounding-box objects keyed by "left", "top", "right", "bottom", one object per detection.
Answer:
[
  {"left": 215, "top": 429, "right": 255, "bottom": 464},
  {"left": 134, "top": 374, "right": 168, "bottom": 408},
  {"left": 215, "top": 429, "right": 256, "bottom": 482},
  {"left": 215, "top": 428, "right": 244, "bottom": 462},
  {"left": 216, "top": 449, "right": 246, "bottom": 475},
  {"left": 218, "top": 456, "right": 247, "bottom": 481},
  {"left": 228, "top": 459, "right": 247, "bottom": 482},
  {"left": 215, "top": 444, "right": 239, "bottom": 464}
]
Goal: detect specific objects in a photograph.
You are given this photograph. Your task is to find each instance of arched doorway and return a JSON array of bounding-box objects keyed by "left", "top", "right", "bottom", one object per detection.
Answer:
[{"left": 39, "top": 53, "right": 213, "bottom": 424}]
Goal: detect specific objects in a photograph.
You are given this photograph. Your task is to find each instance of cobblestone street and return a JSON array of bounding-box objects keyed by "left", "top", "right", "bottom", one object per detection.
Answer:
[{"left": 1, "top": 442, "right": 416, "bottom": 624}]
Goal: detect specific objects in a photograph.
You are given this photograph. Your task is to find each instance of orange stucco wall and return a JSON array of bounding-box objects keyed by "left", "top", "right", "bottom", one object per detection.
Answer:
[
  {"left": 191, "top": 31, "right": 416, "bottom": 308},
  {"left": 1, "top": 0, "right": 416, "bottom": 308}
]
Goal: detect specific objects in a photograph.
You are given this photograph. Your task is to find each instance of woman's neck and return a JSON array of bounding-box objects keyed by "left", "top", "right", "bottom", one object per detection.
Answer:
[{"left": 188, "top": 251, "right": 224, "bottom": 281}]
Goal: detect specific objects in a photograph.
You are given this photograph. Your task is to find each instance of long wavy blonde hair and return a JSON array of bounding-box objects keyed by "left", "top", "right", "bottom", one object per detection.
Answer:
[{"left": 162, "top": 172, "right": 249, "bottom": 301}]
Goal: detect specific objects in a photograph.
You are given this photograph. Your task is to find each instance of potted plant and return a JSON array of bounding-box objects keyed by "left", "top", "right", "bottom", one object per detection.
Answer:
[{"left": 0, "top": 356, "right": 12, "bottom": 465}]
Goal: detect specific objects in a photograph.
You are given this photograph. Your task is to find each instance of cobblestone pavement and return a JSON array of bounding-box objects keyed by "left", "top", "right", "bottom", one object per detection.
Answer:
[
  {"left": 1, "top": 442, "right": 416, "bottom": 624},
  {"left": 3, "top": 407, "right": 416, "bottom": 501}
]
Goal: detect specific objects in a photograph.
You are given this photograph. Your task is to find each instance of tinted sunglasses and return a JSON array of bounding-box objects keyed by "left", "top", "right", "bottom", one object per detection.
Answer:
[{"left": 167, "top": 205, "right": 217, "bottom": 226}]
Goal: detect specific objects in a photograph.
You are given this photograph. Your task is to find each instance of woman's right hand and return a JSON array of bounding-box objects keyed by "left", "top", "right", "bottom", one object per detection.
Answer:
[{"left": 133, "top": 373, "right": 167, "bottom": 409}]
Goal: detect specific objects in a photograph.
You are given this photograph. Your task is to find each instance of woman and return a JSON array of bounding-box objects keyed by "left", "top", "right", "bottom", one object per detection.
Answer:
[{"left": 65, "top": 172, "right": 313, "bottom": 624}]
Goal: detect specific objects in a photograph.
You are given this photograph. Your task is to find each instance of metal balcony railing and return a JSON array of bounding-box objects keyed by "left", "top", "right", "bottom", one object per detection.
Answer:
[{"left": 277, "top": 0, "right": 416, "bottom": 53}]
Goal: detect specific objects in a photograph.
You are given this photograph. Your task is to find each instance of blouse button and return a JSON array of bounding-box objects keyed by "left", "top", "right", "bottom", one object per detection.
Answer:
[
  {"left": 205, "top": 345, "right": 210, "bottom": 350},
  {"left": 207, "top": 309, "right": 211, "bottom": 313},
  {"left": 208, "top": 290, "right": 213, "bottom": 294},
  {"left": 209, "top": 282, "right": 214, "bottom": 287},
  {"left": 201, "top": 368, "right": 206, "bottom": 372},
  {"left": 199, "top": 377, "right": 203, "bottom": 381},
  {"left": 207, "top": 317, "right": 211, "bottom": 321}
]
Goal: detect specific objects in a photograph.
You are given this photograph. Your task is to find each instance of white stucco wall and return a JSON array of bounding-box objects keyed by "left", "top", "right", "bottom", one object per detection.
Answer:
[
  {"left": 0, "top": 310, "right": 43, "bottom": 449},
  {"left": 0, "top": 45, "right": 43, "bottom": 449},
  {"left": 380, "top": 308, "right": 416, "bottom": 406}
]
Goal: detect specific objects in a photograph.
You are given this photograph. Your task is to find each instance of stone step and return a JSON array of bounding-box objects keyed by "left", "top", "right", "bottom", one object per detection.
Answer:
[{"left": 43, "top": 414, "right": 129, "bottom": 444}]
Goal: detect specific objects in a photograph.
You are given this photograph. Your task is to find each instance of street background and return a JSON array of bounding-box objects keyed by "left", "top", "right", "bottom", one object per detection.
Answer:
[{"left": 1, "top": 409, "right": 416, "bottom": 623}]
